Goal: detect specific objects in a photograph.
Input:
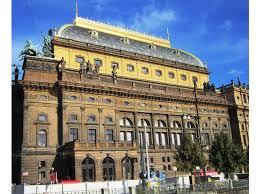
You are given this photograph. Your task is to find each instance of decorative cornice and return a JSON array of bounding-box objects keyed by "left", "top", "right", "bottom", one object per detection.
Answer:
[{"left": 53, "top": 37, "right": 208, "bottom": 74}]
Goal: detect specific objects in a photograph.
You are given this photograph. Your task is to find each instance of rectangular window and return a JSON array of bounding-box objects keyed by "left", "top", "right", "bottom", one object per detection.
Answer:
[
  {"left": 120, "top": 131, "right": 125, "bottom": 141},
  {"left": 155, "top": 70, "right": 162, "bottom": 77},
  {"left": 161, "top": 133, "right": 166, "bottom": 146},
  {"left": 191, "top": 134, "right": 195, "bottom": 143},
  {"left": 150, "top": 157, "right": 154, "bottom": 163},
  {"left": 243, "top": 94, "right": 247, "bottom": 104},
  {"left": 181, "top": 74, "right": 187, "bottom": 81},
  {"left": 168, "top": 165, "right": 172, "bottom": 170},
  {"left": 88, "top": 115, "right": 96, "bottom": 122},
  {"left": 105, "top": 129, "right": 113, "bottom": 141},
  {"left": 168, "top": 72, "right": 175, "bottom": 78},
  {"left": 111, "top": 62, "right": 119, "bottom": 69},
  {"left": 127, "top": 64, "right": 134, "bottom": 72},
  {"left": 70, "top": 114, "right": 77, "bottom": 121},
  {"left": 142, "top": 67, "right": 149, "bottom": 74},
  {"left": 171, "top": 133, "right": 175, "bottom": 145},
  {"left": 39, "top": 171, "right": 46, "bottom": 181},
  {"left": 167, "top": 157, "right": 170, "bottom": 162},
  {"left": 39, "top": 161, "right": 46, "bottom": 168},
  {"left": 192, "top": 76, "right": 198, "bottom": 83},
  {"left": 243, "top": 135, "right": 247, "bottom": 147},
  {"left": 94, "top": 59, "right": 102, "bottom": 67},
  {"left": 105, "top": 117, "right": 113, "bottom": 124},
  {"left": 127, "top": 132, "right": 133, "bottom": 141},
  {"left": 145, "top": 132, "right": 150, "bottom": 145},
  {"left": 176, "top": 134, "right": 181, "bottom": 146},
  {"left": 162, "top": 157, "right": 166, "bottom": 162},
  {"left": 88, "top": 129, "right": 96, "bottom": 142},
  {"left": 155, "top": 133, "right": 160, "bottom": 145},
  {"left": 39, "top": 115, "right": 47, "bottom": 121},
  {"left": 69, "top": 128, "right": 78, "bottom": 141},
  {"left": 75, "top": 56, "right": 84, "bottom": 63}
]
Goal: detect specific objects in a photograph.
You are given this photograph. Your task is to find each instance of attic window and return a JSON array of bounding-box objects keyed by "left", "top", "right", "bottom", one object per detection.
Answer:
[
  {"left": 173, "top": 50, "right": 180, "bottom": 56},
  {"left": 121, "top": 37, "right": 130, "bottom": 45},
  {"left": 149, "top": 44, "right": 156, "bottom": 51},
  {"left": 89, "top": 30, "right": 98, "bottom": 38}
]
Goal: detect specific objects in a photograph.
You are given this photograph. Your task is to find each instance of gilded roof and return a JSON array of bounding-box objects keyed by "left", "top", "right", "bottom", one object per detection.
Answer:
[{"left": 56, "top": 24, "right": 207, "bottom": 68}]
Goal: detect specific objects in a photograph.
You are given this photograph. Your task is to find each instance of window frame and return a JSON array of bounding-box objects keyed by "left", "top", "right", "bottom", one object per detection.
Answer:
[
  {"left": 127, "top": 64, "right": 135, "bottom": 72},
  {"left": 181, "top": 74, "right": 187, "bottom": 81},
  {"left": 69, "top": 128, "right": 78, "bottom": 141},
  {"left": 168, "top": 72, "right": 175, "bottom": 79},
  {"left": 142, "top": 67, "right": 149, "bottom": 74},
  {"left": 88, "top": 129, "right": 96, "bottom": 142},
  {"left": 155, "top": 69, "right": 162, "bottom": 77},
  {"left": 38, "top": 129, "right": 47, "bottom": 147}
]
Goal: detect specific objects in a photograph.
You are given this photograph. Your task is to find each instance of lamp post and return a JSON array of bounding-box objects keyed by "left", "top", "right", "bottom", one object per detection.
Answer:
[
  {"left": 144, "top": 126, "right": 151, "bottom": 182},
  {"left": 173, "top": 166, "right": 177, "bottom": 184},
  {"left": 195, "top": 166, "right": 201, "bottom": 183}
]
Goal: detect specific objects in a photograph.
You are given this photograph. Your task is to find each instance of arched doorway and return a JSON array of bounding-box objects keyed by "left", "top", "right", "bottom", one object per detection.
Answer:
[
  {"left": 122, "top": 157, "right": 134, "bottom": 179},
  {"left": 82, "top": 157, "right": 95, "bottom": 182},
  {"left": 102, "top": 157, "right": 115, "bottom": 181}
]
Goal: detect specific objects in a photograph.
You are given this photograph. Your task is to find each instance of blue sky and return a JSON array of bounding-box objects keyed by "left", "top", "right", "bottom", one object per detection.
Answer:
[{"left": 12, "top": 0, "right": 249, "bottom": 86}]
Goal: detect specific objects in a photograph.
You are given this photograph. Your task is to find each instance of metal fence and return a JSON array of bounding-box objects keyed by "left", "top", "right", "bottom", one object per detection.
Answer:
[{"left": 136, "top": 180, "right": 249, "bottom": 194}]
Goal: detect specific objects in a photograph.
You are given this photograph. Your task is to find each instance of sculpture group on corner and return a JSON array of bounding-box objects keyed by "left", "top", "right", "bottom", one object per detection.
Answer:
[
  {"left": 203, "top": 81, "right": 216, "bottom": 93},
  {"left": 19, "top": 29, "right": 55, "bottom": 60}
]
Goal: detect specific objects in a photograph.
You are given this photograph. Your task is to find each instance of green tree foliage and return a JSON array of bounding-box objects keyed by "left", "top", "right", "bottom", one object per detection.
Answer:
[
  {"left": 209, "top": 132, "right": 248, "bottom": 175},
  {"left": 175, "top": 132, "right": 206, "bottom": 173}
]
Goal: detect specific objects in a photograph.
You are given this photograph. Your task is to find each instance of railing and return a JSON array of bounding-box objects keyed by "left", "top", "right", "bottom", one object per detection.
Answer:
[
  {"left": 73, "top": 141, "right": 137, "bottom": 150},
  {"left": 136, "top": 180, "right": 249, "bottom": 194}
]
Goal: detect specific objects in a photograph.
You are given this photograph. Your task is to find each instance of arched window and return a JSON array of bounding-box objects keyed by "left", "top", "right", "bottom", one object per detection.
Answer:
[
  {"left": 102, "top": 157, "right": 115, "bottom": 181},
  {"left": 138, "top": 119, "right": 150, "bottom": 127},
  {"left": 222, "top": 123, "right": 228, "bottom": 128},
  {"left": 38, "top": 129, "right": 47, "bottom": 147},
  {"left": 171, "top": 121, "right": 181, "bottom": 128},
  {"left": 120, "top": 117, "right": 133, "bottom": 127},
  {"left": 186, "top": 121, "right": 195, "bottom": 129},
  {"left": 203, "top": 122, "right": 209, "bottom": 128},
  {"left": 155, "top": 120, "right": 166, "bottom": 128},
  {"left": 122, "top": 157, "right": 134, "bottom": 180},
  {"left": 82, "top": 157, "right": 95, "bottom": 182}
]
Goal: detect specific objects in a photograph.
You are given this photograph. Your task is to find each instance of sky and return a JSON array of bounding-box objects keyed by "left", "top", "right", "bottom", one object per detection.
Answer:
[{"left": 12, "top": 0, "right": 249, "bottom": 86}]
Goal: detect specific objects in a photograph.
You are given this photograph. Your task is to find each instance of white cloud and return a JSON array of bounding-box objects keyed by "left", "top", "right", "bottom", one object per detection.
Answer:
[
  {"left": 130, "top": 5, "right": 177, "bottom": 33},
  {"left": 219, "top": 20, "right": 233, "bottom": 30},
  {"left": 228, "top": 69, "right": 245, "bottom": 76}
]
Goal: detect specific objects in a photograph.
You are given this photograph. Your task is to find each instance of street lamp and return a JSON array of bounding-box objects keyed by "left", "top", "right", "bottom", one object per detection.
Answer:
[
  {"left": 195, "top": 166, "right": 201, "bottom": 183},
  {"left": 173, "top": 166, "right": 177, "bottom": 184}
]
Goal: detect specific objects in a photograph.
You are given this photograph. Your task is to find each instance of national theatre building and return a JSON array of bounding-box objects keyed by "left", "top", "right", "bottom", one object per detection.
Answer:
[{"left": 12, "top": 17, "right": 233, "bottom": 184}]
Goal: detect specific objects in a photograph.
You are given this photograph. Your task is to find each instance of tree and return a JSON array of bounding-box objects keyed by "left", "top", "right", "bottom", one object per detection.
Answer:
[
  {"left": 209, "top": 132, "right": 248, "bottom": 176},
  {"left": 175, "top": 132, "right": 206, "bottom": 174}
]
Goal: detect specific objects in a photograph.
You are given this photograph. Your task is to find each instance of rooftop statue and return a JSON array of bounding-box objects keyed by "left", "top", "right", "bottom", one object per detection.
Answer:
[
  {"left": 19, "top": 40, "right": 41, "bottom": 60},
  {"left": 42, "top": 29, "right": 54, "bottom": 58},
  {"left": 112, "top": 65, "right": 117, "bottom": 79}
]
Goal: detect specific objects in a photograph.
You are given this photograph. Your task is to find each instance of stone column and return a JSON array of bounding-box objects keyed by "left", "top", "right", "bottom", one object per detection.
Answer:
[
  {"left": 133, "top": 112, "right": 139, "bottom": 142},
  {"left": 208, "top": 117, "right": 213, "bottom": 143},
  {"left": 98, "top": 108, "right": 104, "bottom": 142},
  {"left": 166, "top": 114, "right": 172, "bottom": 146},
  {"left": 62, "top": 105, "right": 68, "bottom": 143},
  {"left": 74, "top": 159, "right": 82, "bottom": 181},
  {"left": 151, "top": 113, "right": 156, "bottom": 147},
  {"left": 115, "top": 110, "right": 120, "bottom": 141},
  {"left": 80, "top": 107, "right": 86, "bottom": 141}
]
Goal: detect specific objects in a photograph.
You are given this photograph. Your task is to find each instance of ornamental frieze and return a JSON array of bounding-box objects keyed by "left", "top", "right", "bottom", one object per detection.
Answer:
[
  {"left": 26, "top": 61, "right": 56, "bottom": 72},
  {"left": 25, "top": 93, "right": 56, "bottom": 101}
]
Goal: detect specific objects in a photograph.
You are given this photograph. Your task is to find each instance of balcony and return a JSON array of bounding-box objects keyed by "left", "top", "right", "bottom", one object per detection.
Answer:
[{"left": 64, "top": 141, "right": 138, "bottom": 151}]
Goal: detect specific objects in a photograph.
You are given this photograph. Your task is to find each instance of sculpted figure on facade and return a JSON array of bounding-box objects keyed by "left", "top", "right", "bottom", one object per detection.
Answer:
[
  {"left": 19, "top": 40, "right": 40, "bottom": 60},
  {"left": 41, "top": 30, "right": 54, "bottom": 58}
]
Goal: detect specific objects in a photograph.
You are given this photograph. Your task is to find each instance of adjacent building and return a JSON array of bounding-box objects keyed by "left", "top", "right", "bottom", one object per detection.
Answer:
[
  {"left": 12, "top": 17, "right": 233, "bottom": 184},
  {"left": 222, "top": 80, "right": 249, "bottom": 151}
]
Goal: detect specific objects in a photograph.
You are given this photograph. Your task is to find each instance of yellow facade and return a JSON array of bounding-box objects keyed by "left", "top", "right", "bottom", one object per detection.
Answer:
[{"left": 54, "top": 45, "right": 208, "bottom": 88}]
